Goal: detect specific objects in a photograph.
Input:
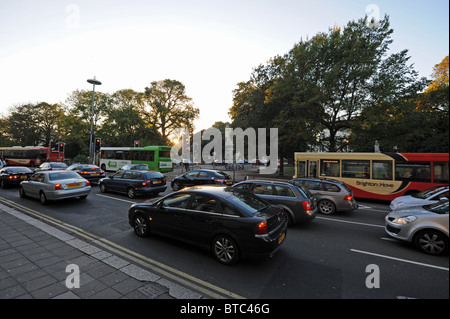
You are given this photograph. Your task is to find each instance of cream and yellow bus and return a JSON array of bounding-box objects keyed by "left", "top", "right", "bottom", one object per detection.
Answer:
[{"left": 294, "top": 152, "right": 449, "bottom": 201}]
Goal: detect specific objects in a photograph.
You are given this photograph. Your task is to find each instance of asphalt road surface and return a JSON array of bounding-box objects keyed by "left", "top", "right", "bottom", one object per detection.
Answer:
[{"left": 1, "top": 184, "right": 448, "bottom": 299}]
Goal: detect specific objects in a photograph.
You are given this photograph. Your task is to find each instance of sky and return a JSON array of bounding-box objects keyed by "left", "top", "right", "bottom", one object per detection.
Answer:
[{"left": 1, "top": 0, "right": 449, "bottom": 133}]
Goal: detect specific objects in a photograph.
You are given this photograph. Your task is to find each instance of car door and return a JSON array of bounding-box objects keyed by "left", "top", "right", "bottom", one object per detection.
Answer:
[
  {"left": 107, "top": 171, "right": 125, "bottom": 192},
  {"left": 181, "top": 171, "right": 199, "bottom": 188},
  {"left": 184, "top": 194, "right": 223, "bottom": 244},
  {"left": 24, "top": 173, "right": 46, "bottom": 198},
  {"left": 195, "top": 171, "right": 211, "bottom": 186},
  {"left": 153, "top": 192, "right": 192, "bottom": 237}
]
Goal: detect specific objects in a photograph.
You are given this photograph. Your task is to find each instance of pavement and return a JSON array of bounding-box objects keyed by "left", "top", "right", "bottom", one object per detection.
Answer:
[
  {"left": 0, "top": 164, "right": 292, "bottom": 299},
  {"left": 0, "top": 202, "right": 204, "bottom": 299}
]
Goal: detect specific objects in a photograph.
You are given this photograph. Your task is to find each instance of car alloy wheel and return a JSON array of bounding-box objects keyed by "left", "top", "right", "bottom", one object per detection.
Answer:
[
  {"left": 172, "top": 181, "right": 181, "bottom": 191},
  {"left": 212, "top": 235, "right": 239, "bottom": 265},
  {"left": 40, "top": 192, "right": 48, "bottom": 205},
  {"left": 414, "top": 230, "right": 448, "bottom": 256},
  {"left": 19, "top": 186, "right": 26, "bottom": 198},
  {"left": 100, "top": 183, "right": 107, "bottom": 193},
  {"left": 133, "top": 214, "right": 150, "bottom": 237},
  {"left": 318, "top": 199, "right": 336, "bottom": 215},
  {"left": 127, "top": 187, "right": 136, "bottom": 199}
]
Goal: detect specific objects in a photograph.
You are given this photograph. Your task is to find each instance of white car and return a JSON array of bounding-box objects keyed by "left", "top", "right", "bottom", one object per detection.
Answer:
[{"left": 389, "top": 186, "right": 449, "bottom": 211}]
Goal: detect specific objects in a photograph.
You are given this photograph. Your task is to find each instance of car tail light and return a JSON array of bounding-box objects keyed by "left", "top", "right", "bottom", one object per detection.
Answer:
[
  {"left": 344, "top": 194, "right": 352, "bottom": 201},
  {"left": 255, "top": 220, "right": 268, "bottom": 236},
  {"left": 55, "top": 184, "right": 63, "bottom": 190},
  {"left": 302, "top": 200, "right": 312, "bottom": 211},
  {"left": 80, "top": 171, "right": 88, "bottom": 174},
  {"left": 100, "top": 170, "right": 104, "bottom": 174},
  {"left": 215, "top": 179, "right": 225, "bottom": 183},
  {"left": 142, "top": 180, "right": 151, "bottom": 186},
  {"left": 85, "top": 180, "right": 90, "bottom": 186}
]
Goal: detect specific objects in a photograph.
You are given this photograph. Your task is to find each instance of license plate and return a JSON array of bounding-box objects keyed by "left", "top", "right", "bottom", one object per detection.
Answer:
[
  {"left": 153, "top": 180, "right": 161, "bottom": 184},
  {"left": 90, "top": 173, "right": 99, "bottom": 176},
  {"left": 226, "top": 181, "right": 232, "bottom": 185},
  {"left": 20, "top": 175, "right": 28, "bottom": 179},
  {"left": 278, "top": 232, "right": 286, "bottom": 245},
  {"left": 67, "top": 183, "right": 82, "bottom": 188}
]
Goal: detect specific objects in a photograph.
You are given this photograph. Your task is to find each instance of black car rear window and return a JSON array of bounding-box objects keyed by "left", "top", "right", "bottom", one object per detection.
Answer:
[
  {"left": 6, "top": 167, "right": 32, "bottom": 173},
  {"left": 144, "top": 171, "right": 164, "bottom": 179},
  {"left": 226, "top": 189, "right": 268, "bottom": 215}
]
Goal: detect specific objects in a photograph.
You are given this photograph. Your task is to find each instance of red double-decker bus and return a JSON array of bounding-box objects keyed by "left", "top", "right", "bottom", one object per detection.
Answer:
[
  {"left": 0, "top": 146, "right": 65, "bottom": 167},
  {"left": 294, "top": 152, "right": 449, "bottom": 201}
]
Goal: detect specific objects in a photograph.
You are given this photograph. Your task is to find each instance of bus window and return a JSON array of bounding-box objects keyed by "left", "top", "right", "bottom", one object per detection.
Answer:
[
  {"left": 395, "top": 162, "right": 431, "bottom": 183},
  {"left": 372, "top": 160, "right": 392, "bottom": 180},
  {"left": 434, "top": 162, "right": 449, "bottom": 183},
  {"left": 114, "top": 151, "right": 124, "bottom": 160},
  {"left": 297, "top": 161, "right": 306, "bottom": 178},
  {"left": 342, "top": 160, "right": 370, "bottom": 179},
  {"left": 320, "top": 159, "right": 340, "bottom": 177},
  {"left": 159, "top": 150, "right": 171, "bottom": 158}
]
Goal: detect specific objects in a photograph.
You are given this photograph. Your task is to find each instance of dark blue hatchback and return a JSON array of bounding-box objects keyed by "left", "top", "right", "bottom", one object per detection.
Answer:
[{"left": 99, "top": 170, "right": 167, "bottom": 198}]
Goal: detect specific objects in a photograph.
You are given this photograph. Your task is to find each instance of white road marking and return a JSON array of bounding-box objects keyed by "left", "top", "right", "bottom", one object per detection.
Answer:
[
  {"left": 96, "top": 193, "right": 136, "bottom": 204},
  {"left": 350, "top": 249, "right": 449, "bottom": 271},
  {"left": 317, "top": 216, "right": 385, "bottom": 228}
]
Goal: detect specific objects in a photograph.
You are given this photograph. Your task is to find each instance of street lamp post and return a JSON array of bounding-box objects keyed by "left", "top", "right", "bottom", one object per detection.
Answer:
[{"left": 87, "top": 76, "right": 102, "bottom": 164}]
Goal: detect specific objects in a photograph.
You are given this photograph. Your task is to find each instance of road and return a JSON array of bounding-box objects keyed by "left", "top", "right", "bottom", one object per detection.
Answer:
[{"left": 0, "top": 182, "right": 448, "bottom": 299}]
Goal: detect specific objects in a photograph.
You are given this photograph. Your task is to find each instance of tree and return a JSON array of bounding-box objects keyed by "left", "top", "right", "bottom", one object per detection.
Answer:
[
  {"left": 143, "top": 79, "right": 199, "bottom": 142},
  {"left": 99, "top": 89, "right": 163, "bottom": 147}
]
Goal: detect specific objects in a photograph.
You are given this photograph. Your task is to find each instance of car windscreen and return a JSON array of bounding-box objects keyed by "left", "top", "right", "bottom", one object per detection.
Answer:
[
  {"left": 48, "top": 171, "right": 81, "bottom": 181},
  {"left": 225, "top": 189, "right": 268, "bottom": 215},
  {"left": 424, "top": 200, "right": 449, "bottom": 214},
  {"left": 414, "top": 186, "right": 446, "bottom": 199}
]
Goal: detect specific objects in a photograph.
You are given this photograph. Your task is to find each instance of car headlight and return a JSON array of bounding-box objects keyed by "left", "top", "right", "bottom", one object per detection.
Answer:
[{"left": 392, "top": 215, "right": 417, "bottom": 225}]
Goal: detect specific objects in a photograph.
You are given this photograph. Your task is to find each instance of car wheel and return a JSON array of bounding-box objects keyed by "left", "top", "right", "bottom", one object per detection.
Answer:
[
  {"left": 79, "top": 195, "right": 87, "bottom": 200},
  {"left": 39, "top": 191, "right": 48, "bottom": 205},
  {"left": 318, "top": 199, "right": 336, "bottom": 215},
  {"left": 100, "top": 183, "right": 107, "bottom": 193},
  {"left": 19, "top": 186, "right": 27, "bottom": 198},
  {"left": 172, "top": 181, "right": 181, "bottom": 191},
  {"left": 101, "top": 164, "right": 106, "bottom": 171},
  {"left": 212, "top": 235, "right": 239, "bottom": 265},
  {"left": 414, "top": 230, "right": 448, "bottom": 256},
  {"left": 132, "top": 213, "right": 150, "bottom": 237},
  {"left": 127, "top": 187, "right": 136, "bottom": 199},
  {"left": 0, "top": 179, "right": 5, "bottom": 189}
]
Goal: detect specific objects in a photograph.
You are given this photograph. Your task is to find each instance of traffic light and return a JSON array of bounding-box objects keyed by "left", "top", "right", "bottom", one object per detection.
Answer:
[
  {"left": 134, "top": 140, "right": 140, "bottom": 147},
  {"left": 58, "top": 142, "right": 65, "bottom": 153},
  {"left": 95, "top": 138, "right": 101, "bottom": 152}
]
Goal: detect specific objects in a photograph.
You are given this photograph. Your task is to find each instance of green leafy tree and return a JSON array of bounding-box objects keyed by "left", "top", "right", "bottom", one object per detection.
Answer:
[{"left": 144, "top": 79, "right": 199, "bottom": 142}]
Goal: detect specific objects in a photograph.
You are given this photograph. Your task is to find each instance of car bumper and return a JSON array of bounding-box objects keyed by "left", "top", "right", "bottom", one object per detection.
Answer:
[
  {"left": 384, "top": 217, "right": 412, "bottom": 242},
  {"left": 81, "top": 175, "right": 105, "bottom": 183},
  {"left": 293, "top": 207, "right": 317, "bottom": 223},
  {"left": 241, "top": 221, "right": 288, "bottom": 259},
  {"left": 45, "top": 186, "right": 91, "bottom": 200},
  {"left": 338, "top": 199, "right": 358, "bottom": 212},
  {"left": 135, "top": 185, "right": 167, "bottom": 195}
]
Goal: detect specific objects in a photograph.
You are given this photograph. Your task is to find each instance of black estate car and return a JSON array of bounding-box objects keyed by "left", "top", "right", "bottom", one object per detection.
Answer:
[
  {"left": 99, "top": 170, "right": 167, "bottom": 198},
  {"left": 0, "top": 166, "right": 33, "bottom": 188},
  {"left": 128, "top": 186, "right": 288, "bottom": 265},
  {"left": 171, "top": 169, "right": 232, "bottom": 190}
]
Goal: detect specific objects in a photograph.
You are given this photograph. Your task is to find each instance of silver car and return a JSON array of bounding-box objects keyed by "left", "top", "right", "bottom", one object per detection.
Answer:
[
  {"left": 290, "top": 178, "right": 358, "bottom": 215},
  {"left": 389, "top": 185, "right": 449, "bottom": 210},
  {"left": 19, "top": 170, "right": 91, "bottom": 205},
  {"left": 385, "top": 200, "right": 449, "bottom": 256}
]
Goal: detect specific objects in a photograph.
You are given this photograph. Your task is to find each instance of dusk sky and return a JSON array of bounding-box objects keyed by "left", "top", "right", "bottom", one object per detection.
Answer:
[{"left": 1, "top": 0, "right": 448, "bottom": 132}]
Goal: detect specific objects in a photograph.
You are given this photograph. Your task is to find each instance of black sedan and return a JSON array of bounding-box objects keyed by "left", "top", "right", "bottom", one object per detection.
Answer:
[
  {"left": 0, "top": 166, "right": 33, "bottom": 188},
  {"left": 67, "top": 164, "right": 106, "bottom": 184},
  {"left": 99, "top": 170, "right": 167, "bottom": 198},
  {"left": 171, "top": 169, "right": 232, "bottom": 191},
  {"left": 128, "top": 186, "right": 288, "bottom": 265}
]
